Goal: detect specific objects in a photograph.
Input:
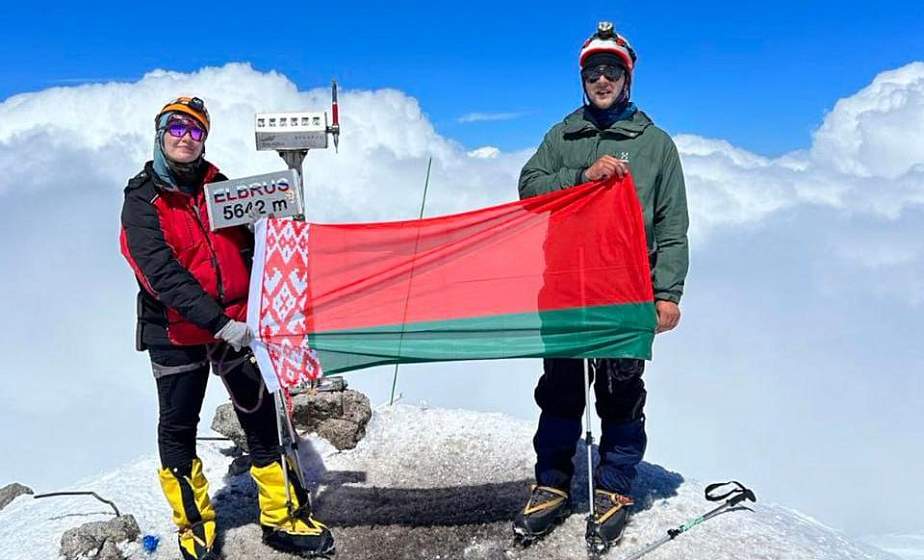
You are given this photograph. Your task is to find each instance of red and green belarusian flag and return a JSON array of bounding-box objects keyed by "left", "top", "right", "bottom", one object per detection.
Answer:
[{"left": 248, "top": 177, "right": 655, "bottom": 391}]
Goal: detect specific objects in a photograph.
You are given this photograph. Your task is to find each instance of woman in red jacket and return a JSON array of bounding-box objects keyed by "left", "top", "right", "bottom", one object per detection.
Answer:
[{"left": 120, "top": 97, "right": 334, "bottom": 559}]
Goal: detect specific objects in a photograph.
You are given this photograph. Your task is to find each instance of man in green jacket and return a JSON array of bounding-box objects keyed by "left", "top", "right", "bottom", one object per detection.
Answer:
[{"left": 513, "top": 22, "right": 689, "bottom": 550}]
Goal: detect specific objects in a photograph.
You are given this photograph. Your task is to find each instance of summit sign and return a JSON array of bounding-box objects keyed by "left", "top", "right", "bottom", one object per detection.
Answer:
[{"left": 205, "top": 169, "right": 303, "bottom": 230}]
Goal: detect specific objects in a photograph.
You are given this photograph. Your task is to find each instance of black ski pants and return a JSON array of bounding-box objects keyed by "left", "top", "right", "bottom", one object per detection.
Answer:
[
  {"left": 533, "top": 357, "right": 647, "bottom": 496},
  {"left": 151, "top": 344, "right": 279, "bottom": 475}
]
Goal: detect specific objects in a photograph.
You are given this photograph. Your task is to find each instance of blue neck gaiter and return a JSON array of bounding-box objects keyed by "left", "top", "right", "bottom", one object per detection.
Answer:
[{"left": 586, "top": 101, "right": 637, "bottom": 130}]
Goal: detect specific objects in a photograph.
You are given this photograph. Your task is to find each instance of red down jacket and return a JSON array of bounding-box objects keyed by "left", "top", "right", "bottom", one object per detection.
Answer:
[{"left": 120, "top": 161, "right": 252, "bottom": 348}]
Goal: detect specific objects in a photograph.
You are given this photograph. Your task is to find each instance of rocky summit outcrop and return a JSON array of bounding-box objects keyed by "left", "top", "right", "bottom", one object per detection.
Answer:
[
  {"left": 0, "top": 483, "right": 33, "bottom": 511},
  {"left": 290, "top": 388, "right": 372, "bottom": 450},
  {"left": 211, "top": 386, "right": 372, "bottom": 452},
  {"left": 60, "top": 515, "right": 140, "bottom": 560}
]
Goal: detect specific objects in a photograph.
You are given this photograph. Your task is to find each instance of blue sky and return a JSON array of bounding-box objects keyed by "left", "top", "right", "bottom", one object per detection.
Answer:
[{"left": 3, "top": 1, "right": 922, "bottom": 156}]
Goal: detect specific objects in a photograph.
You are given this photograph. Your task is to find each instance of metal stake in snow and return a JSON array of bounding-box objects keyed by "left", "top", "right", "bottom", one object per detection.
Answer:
[{"left": 618, "top": 481, "right": 757, "bottom": 560}]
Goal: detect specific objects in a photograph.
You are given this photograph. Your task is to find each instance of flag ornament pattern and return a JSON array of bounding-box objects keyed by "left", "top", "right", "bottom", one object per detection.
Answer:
[
  {"left": 248, "top": 177, "right": 656, "bottom": 392},
  {"left": 247, "top": 218, "right": 321, "bottom": 392}
]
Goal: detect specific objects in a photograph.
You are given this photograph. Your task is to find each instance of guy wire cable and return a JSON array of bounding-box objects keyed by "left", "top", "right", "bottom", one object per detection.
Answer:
[{"left": 389, "top": 157, "right": 433, "bottom": 405}]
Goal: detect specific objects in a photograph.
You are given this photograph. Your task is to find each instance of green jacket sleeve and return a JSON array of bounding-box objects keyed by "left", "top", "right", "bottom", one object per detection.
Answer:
[
  {"left": 652, "top": 140, "right": 689, "bottom": 303},
  {"left": 518, "top": 129, "right": 585, "bottom": 200}
]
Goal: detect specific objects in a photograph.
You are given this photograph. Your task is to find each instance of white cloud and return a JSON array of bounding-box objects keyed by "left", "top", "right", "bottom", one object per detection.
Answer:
[
  {"left": 467, "top": 146, "right": 501, "bottom": 159},
  {"left": 677, "top": 62, "right": 924, "bottom": 238},
  {"left": 1, "top": 61, "right": 923, "bottom": 536},
  {"left": 811, "top": 62, "right": 924, "bottom": 179},
  {"left": 666, "top": 63, "right": 924, "bottom": 326},
  {"left": 457, "top": 111, "right": 526, "bottom": 123},
  {"left": 0, "top": 64, "right": 526, "bottom": 221},
  {"left": 4, "top": 62, "right": 921, "bottom": 231}
]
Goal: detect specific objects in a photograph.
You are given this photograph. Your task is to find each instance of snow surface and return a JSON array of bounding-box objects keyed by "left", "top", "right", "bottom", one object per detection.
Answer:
[
  {"left": 861, "top": 535, "right": 924, "bottom": 560},
  {"left": 0, "top": 405, "right": 902, "bottom": 560}
]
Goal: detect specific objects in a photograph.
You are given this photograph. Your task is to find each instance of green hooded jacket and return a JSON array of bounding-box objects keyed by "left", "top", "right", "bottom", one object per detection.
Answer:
[{"left": 518, "top": 107, "right": 689, "bottom": 304}]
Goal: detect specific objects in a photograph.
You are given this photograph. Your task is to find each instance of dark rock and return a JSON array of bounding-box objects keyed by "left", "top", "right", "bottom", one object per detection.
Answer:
[
  {"left": 316, "top": 418, "right": 363, "bottom": 450},
  {"left": 211, "top": 389, "right": 372, "bottom": 451},
  {"left": 97, "top": 540, "right": 126, "bottom": 560},
  {"left": 211, "top": 403, "right": 249, "bottom": 451},
  {"left": 228, "top": 454, "right": 253, "bottom": 477},
  {"left": 292, "top": 391, "right": 342, "bottom": 426},
  {"left": 0, "top": 482, "right": 33, "bottom": 511},
  {"left": 60, "top": 515, "right": 140, "bottom": 560},
  {"left": 291, "top": 390, "right": 371, "bottom": 450},
  {"left": 343, "top": 392, "right": 373, "bottom": 427}
]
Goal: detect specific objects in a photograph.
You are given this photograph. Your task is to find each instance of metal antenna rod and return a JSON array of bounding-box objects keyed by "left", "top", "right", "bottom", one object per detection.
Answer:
[{"left": 389, "top": 157, "right": 433, "bottom": 405}]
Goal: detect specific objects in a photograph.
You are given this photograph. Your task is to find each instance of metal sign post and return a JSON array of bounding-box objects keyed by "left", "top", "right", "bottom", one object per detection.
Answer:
[{"left": 251, "top": 80, "right": 341, "bottom": 522}]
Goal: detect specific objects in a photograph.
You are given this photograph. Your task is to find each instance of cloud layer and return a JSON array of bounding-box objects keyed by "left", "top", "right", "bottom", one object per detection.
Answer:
[
  {"left": 678, "top": 62, "right": 924, "bottom": 234},
  {"left": 0, "top": 65, "right": 528, "bottom": 222},
  {"left": 0, "top": 62, "right": 921, "bottom": 536},
  {"left": 3, "top": 61, "right": 921, "bottom": 232}
]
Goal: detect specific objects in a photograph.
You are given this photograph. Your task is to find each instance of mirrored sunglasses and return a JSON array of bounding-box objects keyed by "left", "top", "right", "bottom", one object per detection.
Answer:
[{"left": 166, "top": 122, "right": 206, "bottom": 142}]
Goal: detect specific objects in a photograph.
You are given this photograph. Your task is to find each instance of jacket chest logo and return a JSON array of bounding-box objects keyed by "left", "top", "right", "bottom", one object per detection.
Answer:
[{"left": 616, "top": 151, "right": 630, "bottom": 162}]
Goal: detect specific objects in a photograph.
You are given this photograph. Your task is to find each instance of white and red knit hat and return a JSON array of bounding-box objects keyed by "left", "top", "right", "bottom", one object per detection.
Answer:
[{"left": 579, "top": 21, "right": 637, "bottom": 73}]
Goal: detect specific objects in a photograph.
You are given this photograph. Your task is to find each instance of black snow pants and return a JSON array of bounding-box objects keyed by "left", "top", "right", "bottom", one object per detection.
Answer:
[
  {"left": 533, "top": 357, "right": 647, "bottom": 495},
  {"left": 150, "top": 344, "right": 279, "bottom": 474}
]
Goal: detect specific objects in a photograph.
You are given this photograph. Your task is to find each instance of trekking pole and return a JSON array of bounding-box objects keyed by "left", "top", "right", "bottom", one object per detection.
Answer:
[
  {"left": 618, "top": 481, "right": 757, "bottom": 560},
  {"left": 274, "top": 389, "right": 297, "bottom": 525},
  {"left": 281, "top": 392, "right": 310, "bottom": 491},
  {"left": 577, "top": 248, "right": 599, "bottom": 550},
  {"left": 583, "top": 357, "right": 596, "bottom": 534}
]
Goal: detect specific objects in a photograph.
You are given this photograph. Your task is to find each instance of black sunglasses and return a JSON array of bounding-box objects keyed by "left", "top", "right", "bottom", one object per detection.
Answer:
[{"left": 581, "top": 65, "right": 626, "bottom": 83}]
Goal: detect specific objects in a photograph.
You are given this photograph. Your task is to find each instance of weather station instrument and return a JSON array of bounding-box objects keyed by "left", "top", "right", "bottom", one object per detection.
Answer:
[{"left": 205, "top": 80, "right": 341, "bottom": 229}]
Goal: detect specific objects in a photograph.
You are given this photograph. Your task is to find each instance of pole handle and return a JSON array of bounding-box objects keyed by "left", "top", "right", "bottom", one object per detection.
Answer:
[{"left": 704, "top": 481, "right": 757, "bottom": 506}]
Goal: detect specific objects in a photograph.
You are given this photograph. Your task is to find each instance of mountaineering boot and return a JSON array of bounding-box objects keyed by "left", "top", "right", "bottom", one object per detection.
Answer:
[
  {"left": 586, "top": 489, "right": 634, "bottom": 553},
  {"left": 251, "top": 460, "right": 335, "bottom": 558},
  {"left": 158, "top": 458, "right": 221, "bottom": 560},
  {"left": 512, "top": 484, "right": 572, "bottom": 543}
]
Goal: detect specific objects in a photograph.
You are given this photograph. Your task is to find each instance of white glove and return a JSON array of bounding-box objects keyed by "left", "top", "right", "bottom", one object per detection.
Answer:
[{"left": 215, "top": 320, "right": 254, "bottom": 351}]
